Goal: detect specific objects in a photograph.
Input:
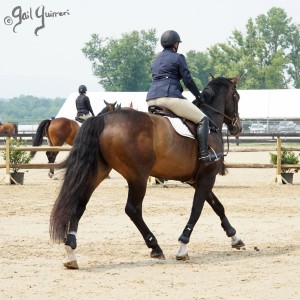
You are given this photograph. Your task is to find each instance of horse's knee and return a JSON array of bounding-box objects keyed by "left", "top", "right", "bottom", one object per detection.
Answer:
[{"left": 125, "top": 202, "right": 141, "bottom": 220}]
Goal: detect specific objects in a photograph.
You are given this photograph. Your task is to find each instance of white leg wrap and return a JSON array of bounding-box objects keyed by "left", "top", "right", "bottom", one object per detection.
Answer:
[
  {"left": 176, "top": 241, "right": 188, "bottom": 257},
  {"left": 64, "top": 245, "right": 77, "bottom": 263},
  {"left": 231, "top": 234, "right": 241, "bottom": 246}
]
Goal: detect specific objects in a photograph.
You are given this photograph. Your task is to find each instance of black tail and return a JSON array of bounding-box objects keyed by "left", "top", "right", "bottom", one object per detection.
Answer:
[
  {"left": 13, "top": 123, "right": 18, "bottom": 134},
  {"left": 50, "top": 116, "right": 106, "bottom": 243},
  {"left": 30, "top": 119, "right": 51, "bottom": 158}
]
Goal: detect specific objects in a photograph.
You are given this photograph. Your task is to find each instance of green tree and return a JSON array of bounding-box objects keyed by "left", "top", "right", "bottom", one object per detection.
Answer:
[
  {"left": 185, "top": 51, "right": 213, "bottom": 90},
  {"left": 82, "top": 29, "right": 158, "bottom": 91},
  {"left": 287, "top": 24, "right": 300, "bottom": 88},
  {"left": 0, "top": 96, "right": 65, "bottom": 123},
  {"left": 188, "top": 7, "right": 299, "bottom": 89}
]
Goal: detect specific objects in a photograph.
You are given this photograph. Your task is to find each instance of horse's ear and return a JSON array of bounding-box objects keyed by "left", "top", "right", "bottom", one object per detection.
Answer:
[
  {"left": 231, "top": 75, "right": 241, "bottom": 85},
  {"left": 104, "top": 99, "right": 108, "bottom": 105},
  {"left": 209, "top": 73, "right": 215, "bottom": 79}
]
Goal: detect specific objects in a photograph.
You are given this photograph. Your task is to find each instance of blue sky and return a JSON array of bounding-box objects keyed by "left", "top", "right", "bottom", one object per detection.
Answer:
[{"left": 1, "top": 0, "right": 299, "bottom": 98}]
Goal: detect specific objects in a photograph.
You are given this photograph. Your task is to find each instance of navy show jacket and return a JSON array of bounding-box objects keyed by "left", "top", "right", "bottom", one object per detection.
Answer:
[{"left": 146, "top": 48, "right": 195, "bottom": 101}]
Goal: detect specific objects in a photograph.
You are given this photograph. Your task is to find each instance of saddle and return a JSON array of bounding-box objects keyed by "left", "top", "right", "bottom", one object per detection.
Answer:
[{"left": 148, "top": 105, "right": 219, "bottom": 137}]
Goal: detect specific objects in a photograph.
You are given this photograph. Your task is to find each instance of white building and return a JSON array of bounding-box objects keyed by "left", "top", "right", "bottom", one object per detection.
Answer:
[{"left": 56, "top": 89, "right": 300, "bottom": 120}]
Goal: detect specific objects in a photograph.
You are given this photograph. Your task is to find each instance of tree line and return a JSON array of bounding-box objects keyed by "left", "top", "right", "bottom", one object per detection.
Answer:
[
  {"left": 82, "top": 7, "right": 300, "bottom": 91},
  {"left": 0, "top": 96, "right": 65, "bottom": 124}
]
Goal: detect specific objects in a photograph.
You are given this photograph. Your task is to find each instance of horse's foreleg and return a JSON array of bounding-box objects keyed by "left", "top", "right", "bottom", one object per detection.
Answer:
[
  {"left": 206, "top": 191, "right": 245, "bottom": 249},
  {"left": 125, "top": 179, "right": 165, "bottom": 260},
  {"left": 176, "top": 182, "right": 212, "bottom": 260}
]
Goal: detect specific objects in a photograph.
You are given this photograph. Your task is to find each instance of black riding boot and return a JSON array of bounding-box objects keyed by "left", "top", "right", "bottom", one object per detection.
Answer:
[{"left": 196, "top": 117, "right": 219, "bottom": 166}]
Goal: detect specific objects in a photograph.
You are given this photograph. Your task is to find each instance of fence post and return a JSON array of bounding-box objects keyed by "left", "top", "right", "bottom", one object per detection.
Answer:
[
  {"left": 5, "top": 137, "right": 11, "bottom": 184},
  {"left": 276, "top": 137, "right": 282, "bottom": 184}
]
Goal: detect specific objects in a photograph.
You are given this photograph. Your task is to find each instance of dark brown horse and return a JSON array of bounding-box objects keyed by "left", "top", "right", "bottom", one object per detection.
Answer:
[
  {"left": 30, "top": 101, "right": 119, "bottom": 178},
  {"left": 50, "top": 76, "right": 244, "bottom": 269},
  {"left": 0, "top": 122, "right": 18, "bottom": 137}
]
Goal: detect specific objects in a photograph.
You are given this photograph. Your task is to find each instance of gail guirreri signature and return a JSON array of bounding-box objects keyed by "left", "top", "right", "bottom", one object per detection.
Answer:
[{"left": 4, "top": 5, "right": 70, "bottom": 36}]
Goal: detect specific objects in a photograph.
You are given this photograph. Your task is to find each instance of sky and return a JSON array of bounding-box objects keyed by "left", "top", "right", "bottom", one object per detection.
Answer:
[{"left": 0, "top": 0, "right": 299, "bottom": 99}]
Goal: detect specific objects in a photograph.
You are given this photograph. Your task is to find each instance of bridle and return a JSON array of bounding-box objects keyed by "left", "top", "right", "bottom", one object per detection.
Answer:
[
  {"left": 202, "top": 86, "right": 240, "bottom": 131},
  {"left": 201, "top": 85, "right": 240, "bottom": 156}
]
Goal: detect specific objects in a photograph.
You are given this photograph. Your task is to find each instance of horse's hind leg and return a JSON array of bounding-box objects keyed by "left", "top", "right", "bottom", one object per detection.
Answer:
[
  {"left": 206, "top": 191, "right": 245, "bottom": 249},
  {"left": 63, "top": 169, "right": 111, "bottom": 269},
  {"left": 63, "top": 206, "right": 85, "bottom": 269},
  {"left": 46, "top": 151, "right": 59, "bottom": 179},
  {"left": 125, "top": 177, "right": 165, "bottom": 260}
]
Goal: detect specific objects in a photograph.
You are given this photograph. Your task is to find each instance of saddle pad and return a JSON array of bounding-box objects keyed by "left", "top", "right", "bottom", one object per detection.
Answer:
[{"left": 165, "top": 117, "right": 194, "bottom": 139}]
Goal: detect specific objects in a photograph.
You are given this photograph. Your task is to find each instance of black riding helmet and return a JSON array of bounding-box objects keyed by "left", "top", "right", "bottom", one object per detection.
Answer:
[
  {"left": 161, "top": 30, "right": 182, "bottom": 48},
  {"left": 78, "top": 85, "right": 87, "bottom": 94}
]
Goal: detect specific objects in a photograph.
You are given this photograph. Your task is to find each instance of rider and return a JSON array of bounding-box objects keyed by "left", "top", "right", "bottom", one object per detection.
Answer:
[
  {"left": 75, "top": 85, "right": 95, "bottom": 121},
  {"left": 146, "top": 30, "right": 220, "bottom": 165}
]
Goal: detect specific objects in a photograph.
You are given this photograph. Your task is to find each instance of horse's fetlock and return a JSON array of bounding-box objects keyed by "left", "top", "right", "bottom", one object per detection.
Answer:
[
  {"left": 144, "top": 233, "right": 157, "bottom": 248},
  {"left": 64, "top": 234, "right": 77, "bottom": 249},
  {"left": 221, "top": 217, "right": 236, "bottom": 237},
  {"left": 178, "top": 224, "right": 194, "bottom": 244},
  {"left": 178, "top": 233, "right": 190, "bottom": 244}
]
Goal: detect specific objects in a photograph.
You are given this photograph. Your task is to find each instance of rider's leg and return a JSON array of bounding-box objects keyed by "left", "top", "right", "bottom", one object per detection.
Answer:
[
  {"left": 196, "top": 117, "right": 218, "bottom": 165},
  {"left": 147, "top": 97, "right": 222, "bottom": 165}
]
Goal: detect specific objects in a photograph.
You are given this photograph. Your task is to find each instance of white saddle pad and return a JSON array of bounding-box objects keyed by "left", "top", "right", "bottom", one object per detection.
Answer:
[{"left": 165, "top": 117, "right": 194, "bottom": 139}]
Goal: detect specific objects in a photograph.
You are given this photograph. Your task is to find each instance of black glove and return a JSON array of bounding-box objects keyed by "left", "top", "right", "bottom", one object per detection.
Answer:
[{"left": 196, "top": 93, "right": 205, "bottom": 104}]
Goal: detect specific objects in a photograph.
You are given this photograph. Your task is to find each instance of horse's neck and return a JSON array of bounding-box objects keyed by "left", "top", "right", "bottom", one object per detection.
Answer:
[{"left": 203, "top": 106, "right": 224, "bottom": 131}]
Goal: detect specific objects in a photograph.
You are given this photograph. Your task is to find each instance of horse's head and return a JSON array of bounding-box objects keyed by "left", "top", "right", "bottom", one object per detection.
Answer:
[
  {"left": 197, "top": 75, "right": 242, "bottom": 137},
  {"left": 98, "top": 100, "right": 119, "bottom": 116},
  {"left": 223, "top": 76, "right": 242, "bottom": 137}
]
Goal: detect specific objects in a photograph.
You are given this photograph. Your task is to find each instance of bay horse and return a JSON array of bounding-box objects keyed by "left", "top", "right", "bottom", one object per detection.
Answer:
[
  {"left": 50, "top": 76, "right": 244, "bottom": 269},
  {"left": 0, "top": 122, "right": 18, "bottom": 138},
  {"left": 30, "top": 101, "right": 119, "bottom": 178}
]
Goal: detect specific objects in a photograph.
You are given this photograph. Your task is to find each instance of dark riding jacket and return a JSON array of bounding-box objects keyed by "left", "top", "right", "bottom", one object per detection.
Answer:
[
  {"left": 146, "top": 48, "right": 200, "bottom": 101},
  {"left": 76, "top": 94, "right": 95, "bottom": 116}
]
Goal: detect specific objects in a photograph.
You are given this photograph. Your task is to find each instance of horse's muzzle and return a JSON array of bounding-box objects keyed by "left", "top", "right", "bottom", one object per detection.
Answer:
[{"left": 228, "top": 117, "right": 242, "bottom": 137}]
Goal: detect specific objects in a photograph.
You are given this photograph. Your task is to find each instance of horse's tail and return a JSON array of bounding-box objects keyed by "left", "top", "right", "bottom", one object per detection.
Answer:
[
  {"left": 30, "top": 119, "right": 51, "bottom": 158},
  {"left": 50, "top": 116, "right": 106, "bottom": 243},
  {"left": 13, "top": 123, "right": 18, "bottom": 134}
]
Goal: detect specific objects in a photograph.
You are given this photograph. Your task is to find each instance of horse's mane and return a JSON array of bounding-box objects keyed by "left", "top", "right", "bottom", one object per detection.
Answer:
[{"left": 201, "top": 77, "right": 232, "bottom": 104}]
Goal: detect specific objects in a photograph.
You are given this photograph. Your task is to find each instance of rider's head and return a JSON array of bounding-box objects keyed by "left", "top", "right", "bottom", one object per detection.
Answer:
[
  {"left": 78, "top": 85, "right": 87, "bottom": 94},
  {"left": 161, "top": 30, "right": 181, "bottom": 52}
]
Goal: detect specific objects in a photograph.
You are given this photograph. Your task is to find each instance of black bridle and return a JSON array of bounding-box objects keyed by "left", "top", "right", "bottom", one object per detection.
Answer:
[
  {"left": 202, "top": 86, "right": 240, "bottom": 156},
  {"left": 202, "top": 86, "right": 239, "bottom": 128}
]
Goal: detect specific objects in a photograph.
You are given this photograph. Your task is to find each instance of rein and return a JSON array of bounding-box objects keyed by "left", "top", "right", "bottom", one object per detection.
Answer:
[
  {"left": 202, "top": 87, "right": 239, "bottom": 124},
  {"left": 201, "top": 87, "right": 239, "bottom": 157}
]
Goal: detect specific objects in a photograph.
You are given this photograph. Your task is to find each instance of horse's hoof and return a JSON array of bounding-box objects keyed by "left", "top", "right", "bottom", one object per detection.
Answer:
[
  {"left": 48, "top": 173, "right": 53, "bottom": 178},
  {"left": 232, "top": 239, "right": 245, "bottom": 250},
  {"left": 63, "top": 260, "right": 79, "bottom": 269},
  {"left": 176, "top": 253, "right": 189, "bottom": 261},
  {"left": 150, "top": 250, "right": 165, "bottom": 260}
]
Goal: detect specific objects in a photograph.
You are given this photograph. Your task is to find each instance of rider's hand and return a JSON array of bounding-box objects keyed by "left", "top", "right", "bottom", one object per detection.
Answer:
[{"left": 197, "top": 94, "right": 205, "bottom": 104}]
